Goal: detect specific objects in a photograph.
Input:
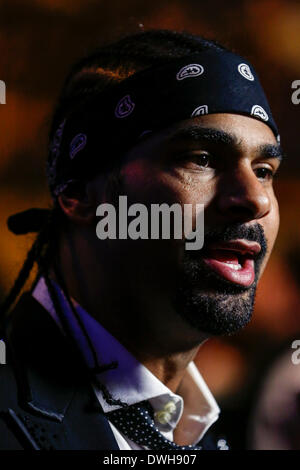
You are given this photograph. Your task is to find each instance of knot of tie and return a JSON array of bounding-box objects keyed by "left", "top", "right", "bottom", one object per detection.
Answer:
[{"left": 106, "top": 400, "right": 203, "bottom": 450}]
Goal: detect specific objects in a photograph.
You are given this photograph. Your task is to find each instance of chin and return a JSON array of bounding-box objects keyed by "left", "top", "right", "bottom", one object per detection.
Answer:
[{"left": 173, "top": 276, "right": 257, "bottom": 336}]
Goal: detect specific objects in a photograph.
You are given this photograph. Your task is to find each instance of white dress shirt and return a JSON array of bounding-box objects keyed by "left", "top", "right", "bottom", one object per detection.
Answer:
[{"left": 32, "top": 277, "right": 220, "bottom": 450}]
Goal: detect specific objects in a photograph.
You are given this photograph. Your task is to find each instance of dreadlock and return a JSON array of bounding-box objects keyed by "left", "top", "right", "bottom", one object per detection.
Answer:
[{"left": 1, "top": 29, "right": 227, "bottom": 407}]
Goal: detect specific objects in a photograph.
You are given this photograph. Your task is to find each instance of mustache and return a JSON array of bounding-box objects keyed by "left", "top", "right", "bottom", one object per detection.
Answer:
[
  {"left": 186, "top": 222, "right": 267, "bottom": 267},
  {"left": 204, "top": 223, "right": 267, "bottom": 251},
  {"left": 181, "top": 223, "right": 268, "bottom": 293}
]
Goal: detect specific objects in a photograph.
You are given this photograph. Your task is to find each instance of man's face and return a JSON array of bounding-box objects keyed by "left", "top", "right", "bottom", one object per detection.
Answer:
[{"left": 100, "top": 113, "right": 281, "bottom": 337}]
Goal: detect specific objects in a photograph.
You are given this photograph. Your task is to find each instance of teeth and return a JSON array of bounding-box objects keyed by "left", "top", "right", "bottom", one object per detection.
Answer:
[{"left": 226, "top": 263, "right": 242, "bottom": 270}]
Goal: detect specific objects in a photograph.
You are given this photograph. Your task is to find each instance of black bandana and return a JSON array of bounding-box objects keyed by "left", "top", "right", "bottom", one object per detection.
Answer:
[{"left": 47, "top": 49, "right": 279, "bottom": 197}]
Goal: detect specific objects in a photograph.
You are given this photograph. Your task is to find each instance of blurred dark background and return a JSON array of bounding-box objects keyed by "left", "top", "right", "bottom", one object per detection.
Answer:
[{"left": 1, "top": 0, "right": 300, "bottom": 449}]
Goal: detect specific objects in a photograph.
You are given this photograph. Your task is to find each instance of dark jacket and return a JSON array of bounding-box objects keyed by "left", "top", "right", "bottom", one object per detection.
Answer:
[
  {"left": 0, "top": 293, "right": 119, "bottom": 450},
  {"left": 0, "top": 293, "right": 220, "bottom": 450}
]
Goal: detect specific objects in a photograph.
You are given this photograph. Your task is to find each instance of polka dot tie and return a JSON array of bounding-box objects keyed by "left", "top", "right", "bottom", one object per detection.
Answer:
[{"left": 106, "top": 400, "right": 203, "bottom": 450}]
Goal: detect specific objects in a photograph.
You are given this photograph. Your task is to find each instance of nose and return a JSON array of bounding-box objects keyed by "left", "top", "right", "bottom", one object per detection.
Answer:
[{"left": 216, "top": 164, "right": 271, "bottom": 223}]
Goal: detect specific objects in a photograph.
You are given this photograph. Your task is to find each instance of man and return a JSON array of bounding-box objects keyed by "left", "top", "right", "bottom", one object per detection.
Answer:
[{"left": 0, "top": 29, "right": 282, "bottom": 450}]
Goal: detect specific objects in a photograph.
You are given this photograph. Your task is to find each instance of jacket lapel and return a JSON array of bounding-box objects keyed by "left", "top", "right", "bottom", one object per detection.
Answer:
[{"left": 5, "top": 293, "right": 119, "bottom": 450}]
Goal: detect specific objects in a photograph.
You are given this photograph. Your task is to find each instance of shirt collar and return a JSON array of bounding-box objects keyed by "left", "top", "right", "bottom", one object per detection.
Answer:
[{"left": 32, "top": 277, "right": 220, "bottom": 443}]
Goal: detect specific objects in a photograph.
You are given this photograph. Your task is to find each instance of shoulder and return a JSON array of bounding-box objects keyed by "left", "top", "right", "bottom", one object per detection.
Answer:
[
  {"left": 0, "top": 361, "right": 25, "bottom": 449},
  {"left": 0, "top": 323, "right": 20, "bottom": 408},
  {"left": 0, "top": 294, "right": 119, "bottom": 450}
]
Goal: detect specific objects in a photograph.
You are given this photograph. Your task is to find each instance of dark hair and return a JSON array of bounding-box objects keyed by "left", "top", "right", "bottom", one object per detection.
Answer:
[
  {"left": 49, "top": 29, "right": 226, "bottom": 139},
  {"left": 1, "top": 29, "right": 228, "bottom": 407}
]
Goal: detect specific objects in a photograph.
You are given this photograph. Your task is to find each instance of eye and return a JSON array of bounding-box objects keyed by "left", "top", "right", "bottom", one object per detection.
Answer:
[
  {"left": 175, "top": 151, "right": 213, "bottom": 170},
  {"left": 254, "top": 166, "right": 275, "bottom": 181},
  {"left": 193, "top": 153, "right": 211, "bottom": 168}
]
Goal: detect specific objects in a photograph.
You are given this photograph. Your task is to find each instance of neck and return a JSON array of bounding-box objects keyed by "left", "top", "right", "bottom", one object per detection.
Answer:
[
  {"left": 136, "top": 348, "right": 201, "bottom": 393},
  {"left": 56, "top": 230, "right": 207, "bottom": 392}
]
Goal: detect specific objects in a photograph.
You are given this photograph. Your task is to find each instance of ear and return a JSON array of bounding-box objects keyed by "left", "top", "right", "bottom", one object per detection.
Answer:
[{"left": 57, "top": 182, "right": 97, "bottom": 225}]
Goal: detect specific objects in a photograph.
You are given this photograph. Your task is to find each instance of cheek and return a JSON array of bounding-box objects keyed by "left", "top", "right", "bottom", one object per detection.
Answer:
[
  {"left": 120, "top": 161, "right": 168, "bottom": 202},
  {"left": 265, "top": 195, "right": 280, "bottom": 251},
  {"left": 260, "top": 195, "right": 280, "bottom": 272},
  {"left": 120, "top": 161, "right": 150, "bottom": 198},
  {"left": 120, "top": 161, "right": 147, "bottom": 186},
  {"left": 156, "top": 169, "right": 216, "bottom": 209},
  {"left": 121, "top": 156, "right": 216, "bottom": 205},
  {"left": 166, "top": 167, "right": 215, "bottom": 201}
]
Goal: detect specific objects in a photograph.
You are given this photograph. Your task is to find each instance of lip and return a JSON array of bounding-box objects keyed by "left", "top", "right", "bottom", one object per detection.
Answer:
[
  {"left": 201, "top": 239, "right": 261, "bottom": 287},
  {"left": 207, "top": 239, "right": 261, "bottom": 256}
]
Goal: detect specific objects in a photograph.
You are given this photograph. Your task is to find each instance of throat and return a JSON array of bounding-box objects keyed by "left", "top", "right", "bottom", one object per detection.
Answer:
[{"left": 141, "top": 347, "right": 201, "bottom": 393}]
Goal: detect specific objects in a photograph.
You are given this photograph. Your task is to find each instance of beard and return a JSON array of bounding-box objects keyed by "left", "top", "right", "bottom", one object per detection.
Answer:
[{"left": 173, "top": 223, "right": 267, "bottom": 336}]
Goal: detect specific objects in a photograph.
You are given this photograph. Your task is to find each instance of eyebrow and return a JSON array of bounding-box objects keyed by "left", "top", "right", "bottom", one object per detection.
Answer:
[
  {"left": 258, "top": 143, "right": 284, "bottom": 162},
  {"left": 168, "top": 125, "right": 284, "bottom": 162},
  {"left": 168, "top": 125, "right": 238, "bottom": 147}
]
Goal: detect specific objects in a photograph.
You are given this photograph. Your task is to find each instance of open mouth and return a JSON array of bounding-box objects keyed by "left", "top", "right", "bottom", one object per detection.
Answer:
[{"left": 201, "top": 239, "right": 261, "bottom": 287}]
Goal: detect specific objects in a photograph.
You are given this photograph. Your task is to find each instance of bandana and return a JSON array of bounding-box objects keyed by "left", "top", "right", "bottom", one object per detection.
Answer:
[
  {"left": 8, "top": 49, "right": 280, "bottom": 234},
  {"left": 47, "top": 50, "right": 279, "bottom": 197},
  {"left": 46, "top": 48, "right": 279, "bottom": 199}
]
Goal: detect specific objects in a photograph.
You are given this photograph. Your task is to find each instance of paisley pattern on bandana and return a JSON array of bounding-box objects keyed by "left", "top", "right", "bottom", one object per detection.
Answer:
[{"left": 46, "top": 50, "right": 279, "bottom": 198}]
